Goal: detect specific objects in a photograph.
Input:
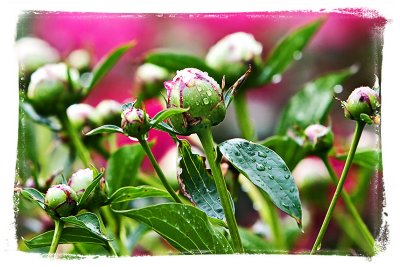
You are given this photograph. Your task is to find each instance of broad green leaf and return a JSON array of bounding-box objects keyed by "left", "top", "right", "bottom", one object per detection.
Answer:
[
  {"left": 113, "top": 203, "right": 233, "bottom": 254},
  {"left": 335, "top": 149, "right": 382, "bottom": 170},
  {"left": 20, "top": 188, "right": 45, "bottom": 209},
  {"left": 259, "top": 135, "right": 308, "bottom": 171},
  {"left": 145, "top": 50, "right": 221, "bottom": 79},
  {"left": 61, "top": 212, "right": 107, "bottom": 240},
  {"left": 150, "top": 107, "right": 189, "bottom": 127},
  {"left": 239, "top": 227, "right": 275, "bottom": 254},
  {"left": 276, "top": 67, "right": 357, "bottom": 135},
  {"left": 77, "top": 172, "right": 104, "bottom": 208},
  {"left": 21, "top": 103, "right": 61, "bottom": 131},
  {"left": 257, "top": 18, "right": 324, "bottom": 85},
  {"left": 152, "top": 121, "right": 184, "bottom": 135},
  {"left": 177, "top": 139, "right": 226, "bottom": 220},
  {"left": 106, "top": 186, "right": 173, "bottom": 204},
  {"left": 85, "top": 125, "right": 124, "bottom": 136},
  {"left": 106, "top": 144, "right": 145, "bottom": 194},
  {"left": 23, "top": 227, "right": 108, "bottom": 249},
  {"left": 85, "top": 41, "right": 136, "bottom": 92},
  {"left": 218, "top": 138, "right": 302, "bottom": 225}
]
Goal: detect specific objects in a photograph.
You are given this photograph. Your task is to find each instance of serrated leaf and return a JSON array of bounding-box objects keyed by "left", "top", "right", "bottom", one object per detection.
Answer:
[
  {"left": 21, "top": 103, "right": 61, "bottom": 131},
  {"left": 276, "top": 67, "right": 356, "bottom": 135},
  {"left": 23, "top": 227, "right": 109, "bottom": 249},
  {"left": 106, "top": 144, "right": 146, "bottom": 194},
  {"left": 145, "top": 50, "right": 221, "bottom": 79},
  {"left": 85, "top": 125, "right": 124, "bottom": 136},
  {"left": 77, "top": 172, "right": 103, "bottom": 209},
  {"left": 85, "top": 41, "right": 136, "bottom": 93},
  {"left": 150, "top": 107, "right": 189, "bottom": 127},
  {"left": 106, "top": 186, "right": 173, "bottom": 204},
  {"left": 218, "top": 138, "right": 302, "bottom": 225},
  {"left": 177, "top": 139, "right": 226, "bottom": 220},
  {"left": 335, "top": 149, "right": 382, "bottom": 170},
  {"left": 113, "top": 203, "right": 233, "bottom": 254},
  {"left": 20, "top": 188, "right": 45, "bottom": 209},
  {"left": 257, "top": 18, "right": 324, "bottom": 85},
  {"left": 61, "top": 212, "right": 107, "bottom": 240}
]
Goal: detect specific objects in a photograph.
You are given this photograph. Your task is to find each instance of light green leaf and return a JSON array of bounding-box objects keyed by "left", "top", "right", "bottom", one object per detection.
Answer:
[{"left": 106, "top": 186, "right": 173, "bottom": 204}]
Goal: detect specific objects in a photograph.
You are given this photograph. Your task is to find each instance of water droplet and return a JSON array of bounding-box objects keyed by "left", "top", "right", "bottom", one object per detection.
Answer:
[
  {"left": 293, "top": 51, "right": 303, "bottom": 61},
  {"left": 256, "top": 163, "right": 266, "bottom": 171},
  {"left": 206, "top": 91, "right": 212, "bottom": 96},
  {"left": 334, "top": 84, "right": 343, "bottom": 94},
  {"left": 243, "top": 142, "right": 249, "bottom": 147},
  {"left": 282, "top": 202, "right": 289, "bottom": 208},
  {"left": 258, "top": 151, "right": 267, "bottom": 158},
  {"left": 267, "top": 166, "right": 272, "bottom": 170},
  {"left": 285, "top": 174, "right": 290, "bottom": 179},
  {"left": 283, "top": 166, "right": 288, "bottom": 171},
  {"left": 279, "top": 186, "right": 283, "bottom": 190},
  {"left": 317, "top": 243, "right": 322, "bottom": 251},
  {"left": 235, "top": 151, "right": 240, "bottom": 156},
  {"left": 290, "top": 187, "right": 295, "bottom": 193},
  {"left": 268, "top": 174, "right": 274, "bottom": 180},
  {"left": 272, "top": 74, "right": 282, "bottom": 84},
  {"left": 248, "top": 151, "right": 255, "bottom": 156},
  {"left": 203, "top": 98, "right": 209, "bottom": 105}
]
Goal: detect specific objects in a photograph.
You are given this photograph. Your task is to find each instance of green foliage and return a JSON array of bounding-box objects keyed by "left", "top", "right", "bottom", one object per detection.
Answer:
[
  {"left": 106, "top": 186, "right": 173, "bottom": 204},
  {"left": 61, "top": 212, "right": 108, "bottom": 240}
]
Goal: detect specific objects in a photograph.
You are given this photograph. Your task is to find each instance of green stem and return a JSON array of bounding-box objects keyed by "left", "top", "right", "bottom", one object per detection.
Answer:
[
  {"left": 58, "top": 110, "right": 92, "bottom": 167},
  {"left": 311, "top": 121, "right": 365, "bottom": 254},
  {"left": 138, "top": 138, "right": 182, "bottom": 203},
  {"left": 197, "top": 127, "right": 244, "bottom": 253},
  {"left": 234, "top": 92, "right": 256, "bottom": 141},
  {"left": 320, "top": 154, "right": 375, "bottom": 254},
  {"left": 94, "top": 209, "right": 118, "bottom": 256},
  {"left": 48, "top": 220, "right": 64, "bottom": 257}
]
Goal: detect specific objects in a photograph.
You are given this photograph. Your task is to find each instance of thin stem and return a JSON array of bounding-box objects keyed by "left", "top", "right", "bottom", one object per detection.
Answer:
[
  {"left": 234, "top": 92, "right": 256, "bottom": 141},
  {"left": 138, "top": 138, "right": 182, "bottom": 203},
  {"left": 58, "top": 110, "right": 92, "bottom": 167},
  {"left": 321, "top": 155, "right": 375, "bottom": 254},
  {"left": 311, "top": 121, "right": 365, "bottom": 254},
  {"left": 94, "top": 209, "right": 118, "bottom": 256},
  {"left": 197, "top": 127, "right": 244, "bottom": 253},
  {"left": 48, "top": 220, "right": 64, "bottom": 257}
]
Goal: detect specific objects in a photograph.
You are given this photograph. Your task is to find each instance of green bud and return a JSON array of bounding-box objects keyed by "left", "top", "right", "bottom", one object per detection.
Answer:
[
  {"left": 342, "top": 86, "right": 380, "bottom": 121},
  {"left": 27, "top": 63, "right": 82, "bottom": 116},
  {"left": 121, "top": 105, "right": 151, "bottom": 139},
  {"left": 44, "top": 184, "right": 78, "bottom": 217},
  {"left": 67, "top": 103, "right": 96, "bottom": 130},
  {"left": 134, "top": 63, "right": 170, "bottom": 100},
  {"left": 67, "top": 168, "right": 94, "bottom": 198},
  {"left": 304, "top": 124, "right": 334, "bottom": 155},
  {"left": 164, "top": 68, "right": 226, "bottom": 135},
  {"left": 66, "top": 49, "right": 92, "bottom": 73}
]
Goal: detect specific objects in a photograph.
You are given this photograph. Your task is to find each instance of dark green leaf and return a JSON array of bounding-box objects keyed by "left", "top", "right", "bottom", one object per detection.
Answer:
[
  {"left": 85, "top": 41, "right": 136, "bottom": 92},
  {"left": 21, "top": 103, "right": 61, "bottom": 131},
  {"left": 106, "top": 144, "right": 145, "bottom": 194},
  {"left": 145, "top": 50, "right": 221, "bottom": 80},
  {"left": 259, "top": 135, "right": 308, "bottom": 171},
  {"left": 106, "top": 186, "right": 173, "bottom": 204},
  {"left": 218, "top": 138, "right": 302, "bottom": 225},
  {"left": 85, "top": 125, "right": 124, "bottom": 136},
  {"left": 177, "top": 139, "right": 226, "bottom": 220},
  {"left": 113, "top": 203, "right": 233, "bottom": 254},
  {"left": 150, "top": 107, "right": 189, "bottom": 127},
  {"left": 276, "top": 67, "right": 357, "bottom": 135},
  {"left": 257, "top": 18, "right": 324, "bottom": 85},
  {"left": 61, "top": 212, "right": 107, "bottom": 240},
  {"left": 20, "top": 188, "right": 45, "bottom": 209},
  {"left": 77, "top": 172, "right": 103, "bottom": 208},
  {"left": 23, "top": 227, "right": 108, "bottom": 249},
  {"left": 335, "top": 149, "right": 382, "bottom": 170}
]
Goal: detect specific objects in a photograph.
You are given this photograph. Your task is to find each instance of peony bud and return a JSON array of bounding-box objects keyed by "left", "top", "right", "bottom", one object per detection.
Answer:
[
  {"left": 342, "top": 86, "right": 380, "bottom": 121},
  {"left": 27, "top": 63, "right": 82, "bottom": 116},
  {"left": 67, "top": 103, "right": 96, "bottom": 130},
  {"left": 164, "top": 68, "right": 226, "bottom": 135},
  {"left": 134, "top": 63, "right": 170, "bottom": 100},
  {"left": 44, "top": 184, "right": 78, "bottom": 217},
  {"left": 90, "top": 99, "right": 122, "bottom": 126},
  {"left": 304, "top": 124, "right": 334, "bottom": 155},
  {"left": 66, "top": 49, "right": 92, "bottom": 73},
  {"left": 15, "top": 37, "right": 60, "bottom": 75},
  {"left": 67, "top": 168, "right": 94, "bottom": 198},
  {"left": 121, "top": 105, "right": 151, "bottom": 139},
  {"left": 205, "top": 32, "right": 262, "bottom": 77}
]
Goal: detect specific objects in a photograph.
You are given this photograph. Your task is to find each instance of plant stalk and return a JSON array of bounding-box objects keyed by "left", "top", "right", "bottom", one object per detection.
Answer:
[
  {"left": 138, "top": 138, "right": 182, "bottom": 203},
  {"left": 234, "top": 92, "right": 256, "bottom": 141},
  {"left": 197, "top": 127, "right": 244, "bottom": 253},
  {"left": 94, "top": 209, "right": 118, "bottom": 256},
  {"left": 48, "top": 220, "right": 64, "bottom": 257},
  {"left": 311, "top": 121, "right": 365, "bottom": 254}
]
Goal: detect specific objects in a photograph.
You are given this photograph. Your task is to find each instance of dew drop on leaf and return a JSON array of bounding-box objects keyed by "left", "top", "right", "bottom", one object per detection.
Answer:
[
  {"left": 285, "top": 174, "right": 290, "bottom": 179},
  {"left": 256, "top": 163, "right": 266, "bottom": 171},
  {"left": 258, "top": 151, "right": 267, "bottom": 158},
  {"left": 203, "top": 98, "right": 209, "bottom": 105},
  {"left": 267, "top": 166, "right": 272, "bottom": 170},
  {"left": 268, "top": 174, "right": 274, "bottom": 180}
]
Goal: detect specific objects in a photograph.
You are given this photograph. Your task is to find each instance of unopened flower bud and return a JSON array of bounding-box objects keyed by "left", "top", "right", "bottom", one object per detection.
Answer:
[
  {"left": 27, "top": 63, "right": 82, "bottom": 116},
  {"left": 15, "top": 37, "right": 60, "bottom": 75},
  {"left": 91, "top": 100, "right": 122, "bottom": 126},
  {"left": 304, "top": 124, "right": 334, "bottom": 155},
  {"left": 342, "top": 86, "right": 380, "bottom": 121},
  {"left": 66, "top": 49, "right": 91, "bottom": 73},
  {"left": 44, "top": 184, "right": 78, "bottom": 217},
  {"left": 67, "top": 103, "right": 96, "bottom": 130},
  {"left": 121, "top": 106, "right": 151, "bottom": 139},
  {"left": 134, "top": 63, "right": 170, "bottom": 100},
  {"left": 206, "top": 32, "right": 262, "bottom": 77},
  {"left": 67, "top": 168, "right": 94, "bottom": 198},
  {"left": 164, "top": 68, "right": 226, "bottom": 135}
]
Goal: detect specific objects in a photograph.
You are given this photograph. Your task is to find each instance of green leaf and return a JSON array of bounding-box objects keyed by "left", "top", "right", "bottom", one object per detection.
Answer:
[
  {"left": 106, "top": 144, "right": 146, "bottom": 194},
  {"left": 259, "top": 135, "right": 308, "bottom": 171},
  {"left": 150, "top": 107, "right": 189, "bottom": 127},
  {"left": 257, "top": 18, "right": 324, "bottom": 85},
  {"left": 145, "top": 50, "right": 221, "bottom": 80},
  {"left": 177, "top": 139, "right": 226, "bottom": 220},
  {"left": 223, "top": 67, "right": 252, "bottom": 108},
  {"left": 152, "top": 121, "right": 184, "bottom": 135},
  {"left": 335, "top": 149, "right": 382, "bottom": 170},
  {"left": 85, "top": 125, "right": 124, "bottom": 136},
  {"left": 276, "top": 66, "right": 357, "bottom": 135},
  {"left": 360, "top": 113, "right": 374, "bottom": 125},
  {"left": 61, "top": 212, "right": 108, "bottom": 240},
  {"left": 218, "top": 138, "right": 302, "bottom": 226},
  {"left": 106, "top": 186, "right": 173, "bottom": 204},
  {"left": 77, "top": 172, "right": 104, "bottom": 209},
  {"left": 239, "top": 227, "right": 274, "bottom": 254},
  {"left": 21, "top": 103, "right": 61, "bottom": 131},
  {"left": 85, "top": 41, "right": 136, "bottom": 93},
  {"left": 113, "top": 203, "right": 233, "bottom": 254},
  {"left": 23, "top": 227, "right": 108, "bottom": 249},
  {"left": 20, "top": 188, "right": 45, "bottom": 209}
]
